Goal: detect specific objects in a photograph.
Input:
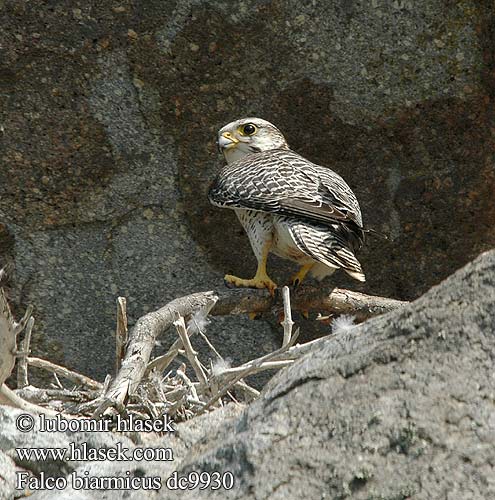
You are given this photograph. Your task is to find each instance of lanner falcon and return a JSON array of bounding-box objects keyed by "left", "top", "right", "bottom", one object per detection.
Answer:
[{"left": 208, "top": 117, "right": 366, "bottom": 295}]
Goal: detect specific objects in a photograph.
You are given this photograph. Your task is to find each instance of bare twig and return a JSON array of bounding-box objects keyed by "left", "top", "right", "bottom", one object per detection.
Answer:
[
  {"left": 1, "top": 281, "right": 404, "bottom": 420},
  {"left": 174, "top": 313, "right": 208, "bottom": 386},
  {"left": 93, "top": 291, "right": 218, "bottom": 417},
  {"left": 198, "top": 332, "right": 327, "bottom": 394},
  {"left": 0, "top": 288, "right": 17, "bottom": 387},
  {"left": 115, "top": 297, "right": 128, "bottom": 373},
  {"left": 17, "top": 316, "right": 34, "bottom": 389},
  {"left": 215, "top": 360, "right": 294, "bottom": 378},
  {"left": 0, "top": 289, "right": 77, "bottom": 416},
  {"left": 0, "top": 384, "right": 71, "bottom": 416},
  {"left": 52, "top": 372, "right": 64, "bottom": 390},
  {"left": 281, "top": 286, "right": 294, "bottom": 347},
  {"left": 15, "top": 386, "right": 98, "bottom": 405},
  {"left": 14, "top": 305, "right": 34, "bottom": 336},
  {"left": 145, "top": 300, "right": 218, "bottom": 376},
  {"left": 145, "top": 349, "right": 178, "bottom": 375},
  {"left": 198, "top": 325, "right": 300, "bottom": 415},
  {"left": 187, "top": 309, "right": 222, "bottom": 359},
  {"left": 27, "top": 357, "right": 103, "bottom": 391},
  {"left": 176, "top": 364, "right": 201, "bottom": 404},
  {"left": 235, "top": 380, "right": 260, "bottom": 400}
]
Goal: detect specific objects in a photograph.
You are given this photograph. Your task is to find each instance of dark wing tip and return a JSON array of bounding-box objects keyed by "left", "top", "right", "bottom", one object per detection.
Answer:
[{"left": 363, "top": 227, "right": 389, "bottom": 240}]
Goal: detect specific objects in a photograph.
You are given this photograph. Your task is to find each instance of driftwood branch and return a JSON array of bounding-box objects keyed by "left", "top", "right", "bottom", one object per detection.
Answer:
[
  {"left": 15, "top": 386, "right": 99, "bottom": 405},
  {"left": 94, "top": 285, "right": 405, "bottom": 417},
  {"left": 93, "top": 291, "right": 218, "bottom": 417},
  {"left": 0, "top": 278, "right": 406, "bottom": 421},
  {"left": 212, "top": 285, "right": 406, "bottom": 321},
  {"left": 0, "top": 288, "right": 17, "bottom": 388},
  {"left": 280, "top": 286, "right": 294, "bottom": 347},
  {"left": 145, "top": 303, "right": 213, "bottom": 375},
  {"left": 198, "top": 321, "right": 300, "bottom": 416},
  {"left": 17, "top": 316, "right": 34, "bottom": 389},
  {"left": 0, "top": 385, "right": 62, "bottom": 416},
  {"left": 0, "top": 287, "right": 70, "bottom": 415},
  {"left": 27, "top": 357, "right": 103, "bottom": 391},
  {"left": 174, "top": 313, "right": 208, "bottom": 386},
  {"left": 115, "top": 297, "right": 128, "bottom": 373}
]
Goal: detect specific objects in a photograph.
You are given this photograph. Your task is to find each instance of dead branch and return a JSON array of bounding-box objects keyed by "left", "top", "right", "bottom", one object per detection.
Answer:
[
  {"left": 15, "top": 386, "right": 99, "bottom": 405},
  {"left": 27, "top": 357, "right": 103, "bottom": 391},
  {"left": 212, "top": 285, "right": 407, "bottom": 320},
  {"left": 0, "top": 279, "right": 405, "bottom": 421},
  {"left": 93, "top": 291, "right": 218, "bottom": 417},
  {"left": 0, "top": 288, "right": 74, "bottom": 416},
  {"left": 96, "top": 285, "right": 403, "bottom": 419},
  {"left": 174, "top": 313, "right": 208, "bottom": 386},
  {"left": 200, "top": 334, "right": 339, "bottom": 392},
  {"left": 280, "top": 286, "right": 294, "bottom": 347},
  {"left": 0, "top": 385, "right": 62, "bottom": 416},
  {"left": 197, "top": 325, "right": 300, "bottom": 415},
  {"left": 145, "top": 310, "right": 212, "bottom": 375},
  {"left": 17, "top": 316, "right": 34, "bottom": 389},
  {"left": 0, "top": 288, "right": 16, "bottom": 388},
  {"left": 115, "top": 297, "right": 128, "bottom": 373}
]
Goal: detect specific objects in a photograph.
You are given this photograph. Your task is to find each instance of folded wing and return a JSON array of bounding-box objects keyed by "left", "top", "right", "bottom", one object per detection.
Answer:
[{"left": 209, "top": 149, "right": 365, "bottom": 250}]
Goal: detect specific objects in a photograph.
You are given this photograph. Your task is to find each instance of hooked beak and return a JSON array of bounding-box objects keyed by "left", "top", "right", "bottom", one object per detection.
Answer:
[{"left": 217, "top": 132, "right": 239, "bottom": 152}]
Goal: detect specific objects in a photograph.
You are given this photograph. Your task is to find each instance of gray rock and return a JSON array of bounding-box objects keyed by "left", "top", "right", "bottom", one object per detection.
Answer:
[
  {"left": 18, "top": 249, "right": 495, "bottom": 499},
  {"left": 0, "top": 450, "right": 19, "bottom": 500},
  {"left": 0, "top": 406, "right": 135, "bottom": 477},
  {"left": 164, "top": 249, "right": 495, "bottom": 499},
  {"left": 1, "top": 0, "right": 494, "bottom": 381},
  {"left": 30, "top": 404, "right": 245, "bottom": 500}
]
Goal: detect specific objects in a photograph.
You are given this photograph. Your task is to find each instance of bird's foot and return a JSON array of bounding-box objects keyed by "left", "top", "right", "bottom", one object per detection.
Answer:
[
  {"left": 289, "top": 264, "right": 313, "bottom": 289},
  {"left": 290, "top": 276, "right": 302, "bottom": 289},
  {"left": 248, "top": 312, "right": 262, "bottom": 320},
  {"left": 224, "top": 274, "right": 277, "bottom": 297}
]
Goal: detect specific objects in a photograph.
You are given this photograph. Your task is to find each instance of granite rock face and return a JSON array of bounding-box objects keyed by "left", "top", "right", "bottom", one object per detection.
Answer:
[
  {"left": 0, "top": 450, "right": 18, "bottom": 500},
  {"left": 1, "top": 1, "right": 494, "bottom": 377},
  {"left": 167, "top": 249, "right": 495, "bottom": 500},
  {"left": 6, "top": 249, "right": 495, "bottom": 500}
]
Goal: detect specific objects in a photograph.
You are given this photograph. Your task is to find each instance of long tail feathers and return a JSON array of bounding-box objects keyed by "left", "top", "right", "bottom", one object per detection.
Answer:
[{"left": 289, "top": 222, "right": 366, "bottom": 282}]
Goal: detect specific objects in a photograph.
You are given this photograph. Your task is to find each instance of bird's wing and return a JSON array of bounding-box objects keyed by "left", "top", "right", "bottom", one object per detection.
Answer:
[
  {"left": 288, "top": 221, "right": 365, "bottom": 281},
  {"left": 209, "top": 149, "right": 364, "bottom": 247}
]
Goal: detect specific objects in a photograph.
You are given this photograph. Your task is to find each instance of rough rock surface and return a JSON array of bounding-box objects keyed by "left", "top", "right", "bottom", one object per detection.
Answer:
[
  {"left": 1, "top": 1, "right": 494, "bottom": 378},
  {"left": 0, "top": 449, "right": 18, "bottom": 500},
  {"left": 167, "top": 249, "right": 494, "bottom": 500},
  {"left": 0, "top": 403, "right": 244, "bottom": 500},
  {"left": 2, "top": 249, "right": 493, "bottom": 499},
  {"left": 0, "top": 406, "right": 136, "bottom": 476}
]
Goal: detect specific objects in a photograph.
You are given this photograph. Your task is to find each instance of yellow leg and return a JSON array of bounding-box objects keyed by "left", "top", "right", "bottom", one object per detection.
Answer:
[
  {"left": 224, "top": 240, "right": 277, "bottom": 296},
  {"left": 290, "top": 263, "right": 314, "bottom": 288}
]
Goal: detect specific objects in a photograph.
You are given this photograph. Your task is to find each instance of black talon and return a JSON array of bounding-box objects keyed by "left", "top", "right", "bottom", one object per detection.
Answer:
[{"left": 224, "top": 278, "right": 236, "bottom": 289}]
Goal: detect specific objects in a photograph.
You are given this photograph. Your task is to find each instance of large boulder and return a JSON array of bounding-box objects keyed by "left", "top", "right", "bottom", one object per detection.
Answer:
[
  {"left": 1, "top": 1, "right": 494, "bottom": 378},
  {"left": 0, "top": 450, "right": 18, "bottom": 500},
  {"left": 7, "top": 249, "right": 494, "bottom": 500},
  {"left": 167, "top": 251, "right": 494, "bottom": 499}
]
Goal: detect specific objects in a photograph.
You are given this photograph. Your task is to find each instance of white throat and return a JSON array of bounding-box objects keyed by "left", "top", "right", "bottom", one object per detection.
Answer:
[{"left": 223, "top": 146, "right": 251, "bottom": 165}]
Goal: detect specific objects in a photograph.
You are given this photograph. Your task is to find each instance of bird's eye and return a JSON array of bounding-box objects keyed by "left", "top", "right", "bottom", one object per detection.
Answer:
[{"left": 241, "top": 123, "right": 257, "bottom": 136}]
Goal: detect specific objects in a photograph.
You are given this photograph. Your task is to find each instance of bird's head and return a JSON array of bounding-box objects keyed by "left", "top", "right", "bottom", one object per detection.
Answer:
[{"left": 217, "top": 117, "right": 289, "bottom": 164}]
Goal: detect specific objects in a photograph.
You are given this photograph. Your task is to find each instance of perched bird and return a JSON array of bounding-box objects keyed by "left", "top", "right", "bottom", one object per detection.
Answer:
[{"left": 208, "top": 117, "right": 366, "bottom": 295}]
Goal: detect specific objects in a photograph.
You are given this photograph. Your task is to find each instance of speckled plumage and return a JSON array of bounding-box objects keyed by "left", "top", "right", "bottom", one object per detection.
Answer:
[{"left": 209, "top": 118, "right": 366, "bottom": 286}]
